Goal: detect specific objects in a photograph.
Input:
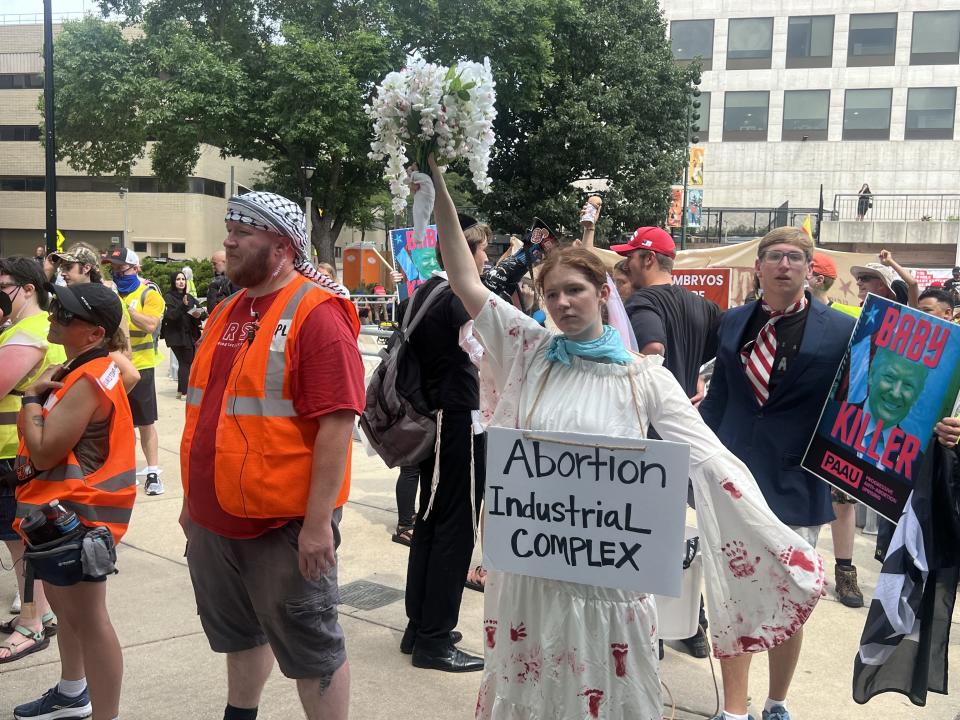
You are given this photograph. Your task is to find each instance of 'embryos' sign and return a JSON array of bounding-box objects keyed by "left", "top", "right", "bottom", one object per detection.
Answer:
[{"left": 483, "top": 426, "right": 690, "bottom": 596}]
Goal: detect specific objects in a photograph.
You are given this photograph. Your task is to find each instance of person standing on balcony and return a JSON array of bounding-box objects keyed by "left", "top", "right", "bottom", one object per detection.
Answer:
[{"left": 856, "top": 184, "right": 872, "bottom": 221}]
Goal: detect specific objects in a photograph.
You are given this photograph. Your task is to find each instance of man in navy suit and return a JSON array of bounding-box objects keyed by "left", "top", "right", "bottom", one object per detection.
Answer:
[{"left": 701, "top": 227, "right": 856, "bottom": 720}]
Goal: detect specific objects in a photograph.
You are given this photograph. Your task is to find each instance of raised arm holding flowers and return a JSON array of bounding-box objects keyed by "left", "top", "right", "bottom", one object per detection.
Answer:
[{"left": 367, "top": 54, "right": 496, "bottom": 243}]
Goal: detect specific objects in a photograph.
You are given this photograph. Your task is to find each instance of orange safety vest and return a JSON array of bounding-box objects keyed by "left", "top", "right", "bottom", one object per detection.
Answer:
[
  {"left": 15, "top": 356, "right": 137, "bottom": 545},
  {"left": 181, "top": 274, "right": 360, "bottom": 519}
]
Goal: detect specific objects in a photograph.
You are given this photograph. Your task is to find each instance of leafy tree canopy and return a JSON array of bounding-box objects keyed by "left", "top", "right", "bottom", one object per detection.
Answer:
[{"left": 51, "top": 0, "right": 696, "bottom": 258}]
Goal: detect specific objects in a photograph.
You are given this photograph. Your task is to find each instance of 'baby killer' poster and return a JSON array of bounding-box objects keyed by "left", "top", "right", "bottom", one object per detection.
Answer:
[{"left": 802, "top": 294, "right": 960, "bottom": 522}]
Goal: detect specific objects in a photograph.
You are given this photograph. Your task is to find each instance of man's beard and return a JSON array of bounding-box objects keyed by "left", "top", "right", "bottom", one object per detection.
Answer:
[{"left": 227, "top": 244, "right": 273, "bottom": 288}]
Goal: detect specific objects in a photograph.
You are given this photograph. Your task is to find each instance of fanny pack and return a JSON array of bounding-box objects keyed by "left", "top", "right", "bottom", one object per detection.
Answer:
[{"left": 24, "top": 526, "right": 118, "bottom": 587}]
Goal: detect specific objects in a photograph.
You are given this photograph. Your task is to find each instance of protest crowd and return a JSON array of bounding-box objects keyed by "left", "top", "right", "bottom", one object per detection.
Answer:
[{"left": 3, "top": 61, "right": 960, "bottom": 720}]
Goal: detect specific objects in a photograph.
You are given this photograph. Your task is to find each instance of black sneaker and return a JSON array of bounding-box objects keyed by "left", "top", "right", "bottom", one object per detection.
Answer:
[
  {"left": 679, "top": 624, "right": 710, "bottom": 658},
  {"left": 144, "top": 473, "right": 164, "bottom": 496},
  {"left": 14, "top": 685, "right": 92, "bottom": 719}
]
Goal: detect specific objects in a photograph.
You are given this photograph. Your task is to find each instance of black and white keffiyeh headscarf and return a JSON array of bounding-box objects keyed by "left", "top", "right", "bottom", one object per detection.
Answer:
[{"left": 225, "top": 191, "right": 348, "bottom": 296}]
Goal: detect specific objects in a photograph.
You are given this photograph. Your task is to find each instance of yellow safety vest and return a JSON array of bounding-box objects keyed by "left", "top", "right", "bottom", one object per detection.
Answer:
[
  {"left": 120, "top": 282, "right": 164, "bottom": 370},
  {"left": 0, "top": 312, "right": 66, "bottom": 459}
]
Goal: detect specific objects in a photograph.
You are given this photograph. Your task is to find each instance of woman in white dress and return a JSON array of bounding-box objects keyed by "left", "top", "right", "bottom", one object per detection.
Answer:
[{"left": 425, "top": 156, "right": 824, "bottom": 720}]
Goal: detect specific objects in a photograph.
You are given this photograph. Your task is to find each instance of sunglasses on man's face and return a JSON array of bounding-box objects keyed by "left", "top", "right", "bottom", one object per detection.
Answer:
[{"left": 49, "top": 299, "right": 97, "bottom": 328}]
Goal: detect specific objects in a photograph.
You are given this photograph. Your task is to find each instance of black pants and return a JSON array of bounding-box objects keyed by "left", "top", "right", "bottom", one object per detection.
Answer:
[
  {"left": 396, "top": 465, "right": 419, "bottom": 528},
  {"left": 170, "top": 344, "right": 195, "bottom": 394},
  {"left": 405, "top": 411, "right": 485, "bottom": 643}
]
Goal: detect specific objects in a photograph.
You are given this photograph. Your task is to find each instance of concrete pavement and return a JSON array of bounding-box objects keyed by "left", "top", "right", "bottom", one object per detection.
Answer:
[{"left": 2, "top": 363, "right": 959, "bottom": 719}]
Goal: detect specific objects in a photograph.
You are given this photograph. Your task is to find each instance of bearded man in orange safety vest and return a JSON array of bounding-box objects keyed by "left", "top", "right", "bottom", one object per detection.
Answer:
[{"left": 179, "top": 191, "right": 363, "bottom": 720}]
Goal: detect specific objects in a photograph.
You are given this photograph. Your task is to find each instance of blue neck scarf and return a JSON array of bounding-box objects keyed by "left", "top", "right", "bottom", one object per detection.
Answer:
[{"left": 545, "top": 325, "right": 634, "bottom": 366}]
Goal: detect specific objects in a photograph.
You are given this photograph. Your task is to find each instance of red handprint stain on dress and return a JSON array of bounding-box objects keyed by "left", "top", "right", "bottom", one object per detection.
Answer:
[
  {"left": 579, "top": 688, "right": 605, "bottom": 718},
  {"left": 508, "top": 326, "right": 520, "bottom": 337},
  {"left": 723, "top": 540, "right": 760, "bottom": 578},
  {"left": 778, "top": 546, "right": 815, "bottom": 572},
  {"left": 512, "top": 644, "right": 543, "bottom": 684},
  {"left": 721, "top": 480, "right": 742, "bottom": 499},
  {"left": 510, "top": 622, "right": 527, "bottom": 642},
  {"left": 484, "top": 619, "right": 498, "bottom": 649},
  {"left": 610, "top": 642, "right": 629, "bottom": 677},
  {"left": 738, "top": 635, "right": 768, "bottom": 652}
]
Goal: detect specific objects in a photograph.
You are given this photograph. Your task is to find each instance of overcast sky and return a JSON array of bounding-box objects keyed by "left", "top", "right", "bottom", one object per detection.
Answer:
[{"left": 3, "top": 0, "right": 96, "bottom": 18}]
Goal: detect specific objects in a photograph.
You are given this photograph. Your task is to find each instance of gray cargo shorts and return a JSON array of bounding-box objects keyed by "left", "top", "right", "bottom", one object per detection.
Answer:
[{"left": 186, "top": 508, "right": 345, "bottom": 680}]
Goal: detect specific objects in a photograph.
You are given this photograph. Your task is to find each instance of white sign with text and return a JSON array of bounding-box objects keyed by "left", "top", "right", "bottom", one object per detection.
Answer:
[{"left": 483, "top": 426, "right": 690, "bottom": 596}]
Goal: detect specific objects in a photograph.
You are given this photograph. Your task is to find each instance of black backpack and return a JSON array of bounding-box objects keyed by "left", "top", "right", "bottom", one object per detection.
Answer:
[{"left": 360, "top": 281, "right": 449, "bottom": 468}]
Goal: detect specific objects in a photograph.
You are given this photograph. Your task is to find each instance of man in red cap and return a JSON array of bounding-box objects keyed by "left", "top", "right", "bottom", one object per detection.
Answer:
[
  {"left": 612, "top": 226, "right": 721, "bottom": 659},
  {"left": 612, "top": 226, "right": 720, "bottom": 404}
]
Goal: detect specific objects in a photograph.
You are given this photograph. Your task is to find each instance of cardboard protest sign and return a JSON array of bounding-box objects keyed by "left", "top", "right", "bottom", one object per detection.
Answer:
[
  {"left": 671, "top": 268, "right": 731, "bottom": 310},
  {"left": 802, "top": 294, "right": 960, "bottom": 522},
  {"left": 390, "top": 224, "right": 439, "bottom": 300},
  {"left": 483, "top": 426, "right": 690, "bottom": 596}
]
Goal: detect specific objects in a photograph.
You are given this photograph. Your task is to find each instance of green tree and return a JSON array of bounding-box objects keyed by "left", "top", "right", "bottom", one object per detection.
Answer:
[
  {"left": 52, "top": 2, "right": 403, "bottom": 264},
  {"left": 53, "top": 0, "right": 694, "bottom": 256},
  {"left": 399, "top": 0, "right": 697, "bottom": 242}
]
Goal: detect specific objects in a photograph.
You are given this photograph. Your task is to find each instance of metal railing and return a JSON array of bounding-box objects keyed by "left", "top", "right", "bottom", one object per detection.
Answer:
[
  {"left": 831, "top": 194, "right": 960, "bottom": 222},
  {"left": 0, "top": 12, "right": 89, "bottom": 25},
  {"left": 358, "top": 326, "right": 392, "bottom": 358},
  {"left": 352, "top": 293, "right": 396, "bottom": 325},
  {"left": 673, "top": 207, "right": 819, "bottom": 245}
]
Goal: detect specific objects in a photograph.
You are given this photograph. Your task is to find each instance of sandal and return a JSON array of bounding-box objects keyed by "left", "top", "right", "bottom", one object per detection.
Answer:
[
  {"left": 465, "top": 565, "right": 487, "bottom": 593},
  {"left": 391, "top": 523, "right": 414, "bottom": 547},
  {"left": 0, "top": 625, "right": 50, "bottom": 664},
  {"left": 0, "top": 611, "right": 57, "bottom": 637}
]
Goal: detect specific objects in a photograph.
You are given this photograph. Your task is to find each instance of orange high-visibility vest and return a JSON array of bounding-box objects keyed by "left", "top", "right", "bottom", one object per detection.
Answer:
[
  {"left": 15, "top": 356, "right": 137, "bottom": 545},
  {"left": 180, "top": 274, "right": 360, "bottom": 519}
]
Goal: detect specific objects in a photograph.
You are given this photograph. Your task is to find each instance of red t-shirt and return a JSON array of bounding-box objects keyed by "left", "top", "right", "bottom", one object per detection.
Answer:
[{"left": 187, "top": 288, "right": 365, "bottom": 539}]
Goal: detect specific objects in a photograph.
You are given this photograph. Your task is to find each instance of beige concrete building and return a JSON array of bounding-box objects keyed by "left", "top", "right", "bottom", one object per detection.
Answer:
[
  {"left": 663, "top": 1, "right": 960, "bottom": 264},
  {"left": 0, "top": 20, "right": 264, "bottom": 260}
]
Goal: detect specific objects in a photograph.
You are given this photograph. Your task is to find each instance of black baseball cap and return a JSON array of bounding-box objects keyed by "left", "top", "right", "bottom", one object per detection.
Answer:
[{"left": 45, "top": 282, "right": 123, "bottom": 337}]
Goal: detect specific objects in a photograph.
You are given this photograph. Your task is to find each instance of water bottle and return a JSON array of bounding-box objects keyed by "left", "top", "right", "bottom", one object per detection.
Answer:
[
  {"left": 21, "top": 509, "right": 59, "bottom": 546},
  {"left": 49, "top": 500, "right": 80, "bottom": 535}
]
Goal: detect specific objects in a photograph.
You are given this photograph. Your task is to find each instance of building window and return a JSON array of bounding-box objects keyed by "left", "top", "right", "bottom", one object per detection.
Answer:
[
  {"left": 0, "top": 125, "right": 41, "bottom": 141},
  {"left": 782, "top": 90, "right": 830, "bottom": 141},
  {"left": 905, "top": 88, "right": 957, "bottom": 140},
  {"left": 133, "top": 241, "right": 148, "bottom": 253},
  {"left": 670, "top": 20, "right": 714, "bottom": 70},
  {"left": 171, "top": 242, "right": 187, "bottom": 254},
  {"left": 693, "top": 92, "right": 710, "bottom": 142},
  {"left": 727, "top": 18, "right": 774, "bottom": 70},
  {"left": 0, "top": 74, "right": 43, "bottom": 89},
  {"left": 0, "top": 176, "right": 43, "bottom": 191},
  {"left": 722, "top": 91, "right": 769, "bottom": 141},
  {"left": 848, "top": 13, "right": 898, "bottom": 67},
  {"left": 786, "top": 16, "right": 834, "bottom": 69},
  {"left": 843, "top": 89, "right": 893, "bottom": 140},
  {"left": 911, "top": 12, "right": 960, "bottom": 65}
]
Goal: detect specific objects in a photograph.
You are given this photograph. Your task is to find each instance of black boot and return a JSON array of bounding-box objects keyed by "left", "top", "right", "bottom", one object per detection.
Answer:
[
  {"left": 399, "top": 623, "right": 463, "bottom": 655},
  {"left": 412, "top": 637, "right": 483, "bottom": 672}
]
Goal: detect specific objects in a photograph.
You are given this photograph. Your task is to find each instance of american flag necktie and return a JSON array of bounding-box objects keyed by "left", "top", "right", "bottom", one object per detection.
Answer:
[{"left": 740, "top": 297, "right": 808, "bottom": 405}]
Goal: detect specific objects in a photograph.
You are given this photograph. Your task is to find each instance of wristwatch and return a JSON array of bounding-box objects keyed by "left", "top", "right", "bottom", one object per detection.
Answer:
[{"left": 21, "top": 396, "right": 43, "bottom": 406}]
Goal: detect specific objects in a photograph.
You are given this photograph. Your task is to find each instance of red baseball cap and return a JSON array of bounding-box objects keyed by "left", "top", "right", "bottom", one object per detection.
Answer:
[{"left": 611, "top": 227, "right": 676, "bottom": 259}]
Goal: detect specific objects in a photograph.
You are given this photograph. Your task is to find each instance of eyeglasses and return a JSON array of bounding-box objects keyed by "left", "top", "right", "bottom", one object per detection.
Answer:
[
  {"left": 761, "top": 250, "right": 808, "bottom": 266},
  {"left": 0, "top": 282, "right": 21, "bottom": 290},
  {"left": 855, "top": 275, "right": 880, "bottom": 284},
  {"left": 49, "top": 299, "right": 78, "bottom": 326}
]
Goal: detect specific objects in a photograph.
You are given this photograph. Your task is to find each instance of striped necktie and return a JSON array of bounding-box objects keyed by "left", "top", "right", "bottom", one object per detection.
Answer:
[{"left": 740, "top": 297, "right": 808, "bottom": 405}]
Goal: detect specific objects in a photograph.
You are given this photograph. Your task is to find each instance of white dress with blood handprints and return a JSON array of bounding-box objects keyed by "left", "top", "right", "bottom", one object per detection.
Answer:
[{"left": 472, "top": 294, "right": 825, "bottom": 720}]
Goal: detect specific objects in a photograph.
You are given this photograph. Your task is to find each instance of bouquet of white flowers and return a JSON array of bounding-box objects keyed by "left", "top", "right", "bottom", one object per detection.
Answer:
[{"left": 367, "top": 53, "right": 497, "bottom": 224}]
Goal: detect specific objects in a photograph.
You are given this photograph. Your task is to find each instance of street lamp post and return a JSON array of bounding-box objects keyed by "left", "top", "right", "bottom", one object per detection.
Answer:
[
  {"left": 301, "top": 164, "right": 316, "bottom": 256},
  {"left": 42, "top": 0, "right": 58, "bottom": 254},
  {"left": 119, "top": 187, "right": 129, "bottom": 246}
]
